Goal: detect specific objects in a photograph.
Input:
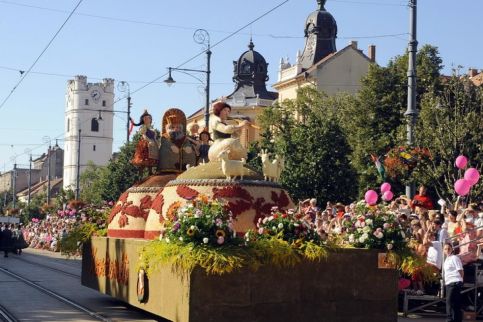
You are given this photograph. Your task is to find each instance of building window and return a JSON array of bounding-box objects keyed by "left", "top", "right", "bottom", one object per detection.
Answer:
[
  {"left": 93, "top": 145, "right": 96, "bottom": 151},
  {"left": 102, "top": 100, "right": 106, "bottom": 107},
  {"left": 85, "top": 99, "right": 89, "bottom": 105},
  {"left": 91, "top": 118, "right": 99, "bottom": 132},
  {"left": 67, "top": 118, "right": 70, "bottom": 132}
]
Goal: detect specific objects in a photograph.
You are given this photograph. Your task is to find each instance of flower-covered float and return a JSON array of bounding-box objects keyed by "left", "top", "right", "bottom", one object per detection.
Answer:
[{"left": 83, "top": 105, "right": 398, "bottom": 322}]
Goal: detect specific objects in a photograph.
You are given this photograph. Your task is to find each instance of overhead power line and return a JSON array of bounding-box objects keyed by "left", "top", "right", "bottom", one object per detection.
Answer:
[{"left": 0, "top": 0, "right": 84, "bottom": 111}]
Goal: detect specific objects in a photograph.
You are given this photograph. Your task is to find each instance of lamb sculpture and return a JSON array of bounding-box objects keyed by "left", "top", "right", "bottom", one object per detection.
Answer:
[
  {"left": 259, "top": 150, "right": 285, "bottom": 182},
  {"left": 219, "top": 150, "right": 246, "bottom": 181}
]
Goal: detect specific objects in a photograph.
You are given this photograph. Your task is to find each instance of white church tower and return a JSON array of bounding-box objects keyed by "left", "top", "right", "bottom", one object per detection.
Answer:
[{"left": 63, "top": 75, "right": 114, "bottom": 191}]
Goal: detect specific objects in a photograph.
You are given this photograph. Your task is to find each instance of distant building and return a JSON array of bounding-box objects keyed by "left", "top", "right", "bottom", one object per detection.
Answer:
[
  {"left": 63, "top": 75, "right": 114, "bottom": 191},
  {"left": 187, "top": 40, "right": 278, "bottom": 147},
  {"left": 468, "top": 68, "right": 483, "bottom": 86},
  {"left": 0, "top": 145, "right": 63, "bottom": 199},
  {"left": 273, "top": 0, "right": 375, "bottom": 101}
]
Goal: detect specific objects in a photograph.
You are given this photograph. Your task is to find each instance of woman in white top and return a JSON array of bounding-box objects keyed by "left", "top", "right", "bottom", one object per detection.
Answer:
[{"left": 443, "top": 242, "right": 464, "bottom": 322}]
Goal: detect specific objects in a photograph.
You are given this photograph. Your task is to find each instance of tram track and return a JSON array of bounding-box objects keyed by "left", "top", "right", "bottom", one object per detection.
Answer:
[
  {"left": 0, "top": 302, "right": 18, "bottom": 322},
  {"left": 0, "top": 266, "right": 110, "bottom": 322},
  {"left": 10, "top": 255, "right": 81, "bottom": 279}
]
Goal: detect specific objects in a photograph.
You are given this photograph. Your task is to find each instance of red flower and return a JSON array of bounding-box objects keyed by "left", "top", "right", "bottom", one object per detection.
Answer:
[
  {"left": 273, "top": 214, "right": 279, "bottom": 219},
  {"left": 282, "top": 214, "right": 288, "bottom": 218}
]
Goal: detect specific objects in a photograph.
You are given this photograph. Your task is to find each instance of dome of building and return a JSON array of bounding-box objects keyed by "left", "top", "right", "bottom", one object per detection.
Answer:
[{"left": 299, "top": 0, "right": 338, "bottom": 69}]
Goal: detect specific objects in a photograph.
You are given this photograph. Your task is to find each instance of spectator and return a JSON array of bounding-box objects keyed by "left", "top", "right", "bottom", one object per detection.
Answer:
[{"left": 410, "top": 185, "right": 434, "bottom": 211}]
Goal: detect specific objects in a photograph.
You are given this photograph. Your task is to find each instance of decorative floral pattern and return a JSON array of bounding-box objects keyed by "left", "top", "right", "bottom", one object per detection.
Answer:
[{"left": 176, "top": 185, "right": 200, "bottom": 200}]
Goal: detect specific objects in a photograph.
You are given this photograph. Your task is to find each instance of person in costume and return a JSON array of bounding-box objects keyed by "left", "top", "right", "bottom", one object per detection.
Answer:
[
  {"left": 198, "top": 128, "right": 212, "bottom": 164},
  {"left": 157, "top": 108, "right": 197, "bottom": 172},
  {"left": 208, "top": 101, "right": 251, "bottom": 161},
  {"left": 131, "top": 110, "right": 160, "bottom": 175}
]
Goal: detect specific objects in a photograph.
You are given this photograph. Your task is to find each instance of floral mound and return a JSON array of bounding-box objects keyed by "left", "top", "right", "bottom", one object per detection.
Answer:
[{"left": 139, "top": 196, "right": 327, "bottom": 276}]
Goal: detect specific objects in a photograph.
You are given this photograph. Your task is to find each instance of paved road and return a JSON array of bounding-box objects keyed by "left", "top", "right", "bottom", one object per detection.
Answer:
[{"left": 0, "top": 248, "right": 165, "bottom": 321}]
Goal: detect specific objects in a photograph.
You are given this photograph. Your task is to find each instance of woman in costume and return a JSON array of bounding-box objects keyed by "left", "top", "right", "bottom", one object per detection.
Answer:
[
  {"left": 208, "top": 101, "right": 251, "bottom": 161},
  {"left": 131, "top": 110, "right": 160, "bottom": 175}
]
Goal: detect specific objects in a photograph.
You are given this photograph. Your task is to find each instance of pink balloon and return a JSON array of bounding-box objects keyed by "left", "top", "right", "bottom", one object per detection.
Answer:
[
  {"left": 454, "top": 179, "right": 471, "bottom": 196},
  {"left": 455, "top": 155, "right": 468, "bottom": 169},
  {"left": 380, "top": 182, "right": 392, "bottom": 193},
  {"left": 382, "top": 191, "right": 394, "bottom": 201},
  {"left": 464, "top": 168, "right": 480, "bottom": 186},
  {"left": 365, "top": 190, "right": 378, "bottom": 205}
]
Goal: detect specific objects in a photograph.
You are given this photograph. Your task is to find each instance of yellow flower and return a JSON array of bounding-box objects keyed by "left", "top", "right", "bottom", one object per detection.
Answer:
[
  {"left": 215, "top": 229, "right": 226, "bottom": 238},
  {"left": 187, "top": 228, "right": 195, "bottom": 236}
]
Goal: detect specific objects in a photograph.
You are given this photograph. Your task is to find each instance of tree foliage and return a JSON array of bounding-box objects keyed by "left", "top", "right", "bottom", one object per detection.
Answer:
[
  {"left": 414, "top": 75, "right": 483, "bottom": 202},
  {"left": 258, "top": 87, "right": 357, "bottom": 204},
  {"left": 337, "top": 45, "right": 444, "bottom": 195},
  {"left": 80, "top": 134, "right": 143, "bottom": 204}
]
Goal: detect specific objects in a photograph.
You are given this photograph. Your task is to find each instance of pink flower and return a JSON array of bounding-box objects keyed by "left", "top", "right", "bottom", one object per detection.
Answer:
[
  {"left": 258, "top": 227, "right": 264, "bottom": 234},
  {"left": 217, "top": 236, "right": 225, "bottom": 245}
]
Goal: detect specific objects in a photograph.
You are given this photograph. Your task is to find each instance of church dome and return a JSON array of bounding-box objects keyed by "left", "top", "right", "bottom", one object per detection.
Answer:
[
  {"left": 299, "top": 0, "right": 338, "bottom": 69},
  {"left": 233, "top": 39, "right": 269, "bottom": 84}
]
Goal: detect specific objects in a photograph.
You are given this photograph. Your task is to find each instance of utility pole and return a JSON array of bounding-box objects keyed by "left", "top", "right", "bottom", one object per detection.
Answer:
[
  {"left": 76, "top": 128, "right": 81, "bottom": 200},
  {"left": 404, "top": 0, "right": 418, "bottom": 198},
  {"left": 12, "top": 163, "right": 17, "bottom": 209},
  {"left": 28, "top": 154, "right": 32, "bottom": 207},
  {"left": 127, "top": 95, "right": 132, "bottom": 143},
  {"left": 47, "top": 145, "right": 52, "bottom": 204}
]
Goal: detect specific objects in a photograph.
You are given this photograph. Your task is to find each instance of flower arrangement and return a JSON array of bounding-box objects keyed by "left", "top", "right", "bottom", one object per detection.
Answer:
[
  {"left": 384, "top": 146, "right": 431, "bottom": 179},
  {"left": 140, "top": 198, "right": 328, "bottom": 276},
  {"left": 342, "top": 204, "right": 407, "bottom": 253},
  {"left": 161, "top": 195, "right": 239, "bottom": 246}
]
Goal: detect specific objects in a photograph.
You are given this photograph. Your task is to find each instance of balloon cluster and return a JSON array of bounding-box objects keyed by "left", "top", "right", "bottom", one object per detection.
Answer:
[
  {"left": 454, "top": 155, "right": 480, "bottom": 196},
  {"left": 364, "top": 182, "right": 394, "bottom": 205}
]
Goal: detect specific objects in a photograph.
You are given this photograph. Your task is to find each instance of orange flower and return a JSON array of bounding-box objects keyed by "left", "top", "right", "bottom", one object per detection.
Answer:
[{"left": 215, "top": 230, "right": 226, "bottom": 238}]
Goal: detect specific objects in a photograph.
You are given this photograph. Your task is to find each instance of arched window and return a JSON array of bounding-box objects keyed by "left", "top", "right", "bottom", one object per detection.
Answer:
[
  {"left": 91, "top": 118, "right": 99, "bottom": 132},
  {"left": 67, "top": 118, "right": 70, "bottom": 132}
]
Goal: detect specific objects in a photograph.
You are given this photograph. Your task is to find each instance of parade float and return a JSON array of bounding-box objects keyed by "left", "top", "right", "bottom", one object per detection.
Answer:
[{"left": 81, "top": 105, "right": 398, "bottom": 322}]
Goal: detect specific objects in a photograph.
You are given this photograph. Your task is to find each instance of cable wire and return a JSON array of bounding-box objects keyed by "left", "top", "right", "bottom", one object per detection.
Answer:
[{"left": 0, "top": 0, "right": 84, "bottom": 111}]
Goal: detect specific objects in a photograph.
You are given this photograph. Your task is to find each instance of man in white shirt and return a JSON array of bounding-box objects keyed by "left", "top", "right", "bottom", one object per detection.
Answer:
[{"left": 443, "top": 242, "right": 464, "bottom": 322}]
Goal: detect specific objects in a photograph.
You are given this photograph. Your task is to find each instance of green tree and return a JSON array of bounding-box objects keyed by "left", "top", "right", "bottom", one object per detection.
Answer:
[
  {"left": 259, "top": 87, "right": 357, "bottom": 204},
  {"left": 414, "top": 75, "right": 483, "bottom": 202},
  {"left": 337, "top": 45, "right": 443, "bottom": 195},
  {"left": 79, "top": 134, "right": 143, "bottom": 203}
]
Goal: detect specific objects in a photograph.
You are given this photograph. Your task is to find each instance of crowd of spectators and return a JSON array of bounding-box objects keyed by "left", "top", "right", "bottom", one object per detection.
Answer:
[
  {"left": 22, "top": 215, "right": 78, "bottom": 252},
  {"left": 299, "top": 185, "right": 483, "bottom": 296}
]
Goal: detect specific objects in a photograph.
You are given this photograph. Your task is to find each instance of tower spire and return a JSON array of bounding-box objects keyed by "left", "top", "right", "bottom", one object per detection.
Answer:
[{"left": 318, "top": 0, "right": 326, "bottom": 10}]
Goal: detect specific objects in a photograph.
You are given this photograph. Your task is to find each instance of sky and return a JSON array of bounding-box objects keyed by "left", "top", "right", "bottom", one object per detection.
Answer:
[{"left": 0, "top": 0, "right": 482, "bottom": 172}]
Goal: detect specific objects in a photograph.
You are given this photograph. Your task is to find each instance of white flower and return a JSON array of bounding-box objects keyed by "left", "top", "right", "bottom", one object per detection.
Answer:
[
  {"left": 268, "top": 216, "right": 274, "bottom": 221},
  {"left": 278, "top": 223, "right": 284, "bottom": 229},
  {"left": 179, "top": 236, "right": 183, "bottom": 241},
  {"left": 190, "top": 225, "right": 196, "bottom": 230},
  {"left": 262, "top": 217, "right": 269, "bottom": 224},
  {"left": 386, "top": 243, "right": 393, "bottom": 250},
  {"left": 165, "top": 237, "right": 170, "bottom": 243},
  {"left": 359, "top": 236, "right": 366, "bottom": 243},
  {"left": 294, "top": 223, "right": 300, "bottom": 227},
  {"left": 203, "top": 237, "right": 209, "bottom": 244},
  {"left": 400, "top": 231, "right": 406, "bottom": 238},
  {"left": 332, "top": 227, "right": 341, "bottom": 234},
  {"left": 361, "top": 233, "right": 369, "bottom": 240},
  {"left": 363, "top": 226, "right": 371, "bottom": 233},
  {"left": 348, "top": 234, "right": 355, "bottom": 243},
  {"left": 365, "top": 219, "right": 373, "bottom": 226}
]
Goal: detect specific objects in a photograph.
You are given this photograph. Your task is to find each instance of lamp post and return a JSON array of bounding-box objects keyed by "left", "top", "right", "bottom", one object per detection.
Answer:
[
  {"left": 164, "top": 29, "right": 211, "bottom": 129},
  {"left": 117, "top": 81, "right": 132, "bottom": 142},
  {"left": 42, "top": 136, "right": 52, "bottom": 204},
  {"left": 404, "top": 0, "right": 418, "bottom": 198}
]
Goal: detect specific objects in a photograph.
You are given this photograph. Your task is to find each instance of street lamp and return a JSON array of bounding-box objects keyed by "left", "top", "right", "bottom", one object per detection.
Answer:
[
  {"left": 164, "top": 29, "right": 211, "bottom": 129},
  {"left": 96, "top": 81, "right": 132, "bottom": 143}
]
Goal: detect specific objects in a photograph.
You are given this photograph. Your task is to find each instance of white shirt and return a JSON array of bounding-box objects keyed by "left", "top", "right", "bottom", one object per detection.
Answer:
[
  {"left": 443, "top": 254, "right": 463, "bottom": 285},
  {"left": 427, "top": 241, "right": 443, "bottom": 269}
]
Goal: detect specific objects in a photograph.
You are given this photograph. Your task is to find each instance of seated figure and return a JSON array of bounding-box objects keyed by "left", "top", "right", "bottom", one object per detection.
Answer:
[{"left": 208, "top": 101, "right": 251, "bottom": 162}]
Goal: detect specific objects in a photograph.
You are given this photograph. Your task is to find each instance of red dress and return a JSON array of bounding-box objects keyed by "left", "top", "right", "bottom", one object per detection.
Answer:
[
  {"left": 411, "top": 194, "right": 434, "bottom": 210},
  {"left": 132, "top": 126, "right": 159, "bottom": 167}
]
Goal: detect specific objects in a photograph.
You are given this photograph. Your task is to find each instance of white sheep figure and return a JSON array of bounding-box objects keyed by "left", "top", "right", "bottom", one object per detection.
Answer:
[
  {"left": 219, "top": 150, "right": 246, "bottom": 181},
  {"left": 259, "top": 149, "right": 280, "bottom": 182},
  {"left": 275, "top": 155, "right": 285, "bottom": 181}
]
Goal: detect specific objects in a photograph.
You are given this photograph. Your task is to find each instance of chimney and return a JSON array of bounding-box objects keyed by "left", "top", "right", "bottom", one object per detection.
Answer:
[
  {"left": 468, "top": 68, "right": 478, "bottom": 77},
  {"left": 368, "top": 45, "right": 376, "bottom": 63},
  {"left": 350, "top": 40, "right": 358, "bottom": 49}
]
